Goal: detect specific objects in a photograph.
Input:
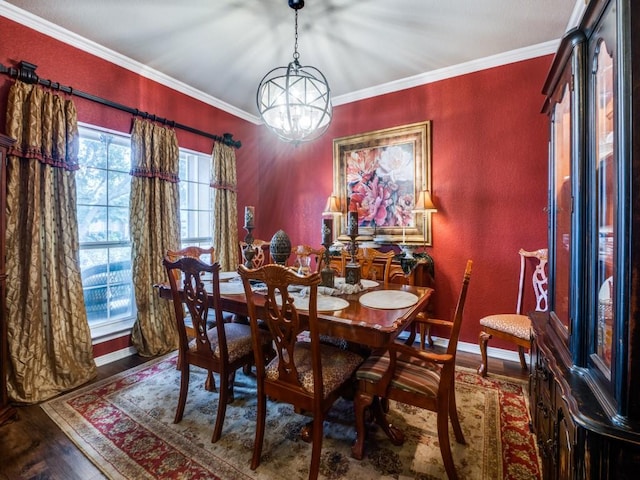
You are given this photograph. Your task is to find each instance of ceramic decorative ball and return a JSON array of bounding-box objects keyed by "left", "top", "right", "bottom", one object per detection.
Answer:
[{"left": 270, "top": 229, "right": 292, "bottom": 265}]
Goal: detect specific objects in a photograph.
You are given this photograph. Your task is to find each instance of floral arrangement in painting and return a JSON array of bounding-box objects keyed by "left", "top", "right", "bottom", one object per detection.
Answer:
[{"left": 346, "top": 144, "right": 415, "bottom": 228}]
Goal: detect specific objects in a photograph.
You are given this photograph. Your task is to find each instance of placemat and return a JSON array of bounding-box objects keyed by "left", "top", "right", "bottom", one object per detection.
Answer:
[{"left": 359, "top": 290, "right": 419, "bottom": 309}]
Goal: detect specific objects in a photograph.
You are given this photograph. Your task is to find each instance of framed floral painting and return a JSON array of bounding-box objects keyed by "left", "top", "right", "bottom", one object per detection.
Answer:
[{"left": 332, "top": 121, "right": 432, "bottom": 245}]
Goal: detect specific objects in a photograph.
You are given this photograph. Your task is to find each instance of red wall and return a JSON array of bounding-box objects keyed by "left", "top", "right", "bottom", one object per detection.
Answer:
[
  {"left": 254, "top": 59, "right": 552, "bottom": 348},
  {"left": 1, "top": 15, "right": 550, "bottom": 354}
]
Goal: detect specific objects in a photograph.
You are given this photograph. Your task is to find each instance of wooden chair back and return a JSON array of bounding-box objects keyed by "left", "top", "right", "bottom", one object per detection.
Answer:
[
  {"left": 340, "top": 247, "right": 395, "bottom": 283},
  {"left": 516, "top": 248, "right": 548, "bottom": 314},
  {"left": 166, "top": 246, "right": 215, "bottom": 282},
  {"left": 295, "top": 244, "right": 326, "bottom": 273},
  {"left": 239, "top": 239, "right": 270, "bottom": 268},
  {"left": 238, "top": 263, "right": 363, "bottom": 479},
  {"left": 165, "top": 246, "right": 216, "bottom": 336},
  {"left": 164, "top": 256, "right": 223, "bottom": 353}
]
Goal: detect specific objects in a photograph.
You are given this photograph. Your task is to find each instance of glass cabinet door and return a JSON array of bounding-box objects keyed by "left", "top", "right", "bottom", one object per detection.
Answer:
[
  {"left": 551, "top": 82, "right": 572, "bottom": 334},
  {"left": 590, "top": 5, "right": 616, "bottom": 380}
]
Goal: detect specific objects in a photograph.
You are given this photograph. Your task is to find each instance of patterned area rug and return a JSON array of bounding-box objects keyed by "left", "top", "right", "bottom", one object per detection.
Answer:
[{"left": 42, "top": 353, "right": 541, "bottom": 479}]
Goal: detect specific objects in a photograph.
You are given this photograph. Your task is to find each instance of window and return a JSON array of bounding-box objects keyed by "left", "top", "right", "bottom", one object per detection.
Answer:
[
  {"left": 178, "top": 150, "right": 214, "bottom": 253},
  {"left": 76, "top": 126, "right": 134, "bottom": 333},
  {"left": 76, "top": 125, "right": 213, "bottom": 338}
]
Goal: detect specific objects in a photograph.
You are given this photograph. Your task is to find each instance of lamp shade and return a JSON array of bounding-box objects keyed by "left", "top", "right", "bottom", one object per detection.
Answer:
[
  {"left": 413, "top": 190, "right": 437, "bottom": 212},
  {"left": 322, "top": 195, "right": 341, "bottom": 215}
]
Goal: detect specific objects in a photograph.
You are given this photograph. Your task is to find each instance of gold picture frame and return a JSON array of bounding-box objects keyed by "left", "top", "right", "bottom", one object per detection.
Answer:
[{"left": 332, "top": 121, "right": 432, "bottom": 245}]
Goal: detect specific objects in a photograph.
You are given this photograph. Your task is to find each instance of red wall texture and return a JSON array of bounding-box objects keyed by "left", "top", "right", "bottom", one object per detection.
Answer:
[
  {"left": 254, "top": 58, "right": 552, "bottom": 348},
  {"left": 1, "top": 15, "right": 550, "bottom": 356}
]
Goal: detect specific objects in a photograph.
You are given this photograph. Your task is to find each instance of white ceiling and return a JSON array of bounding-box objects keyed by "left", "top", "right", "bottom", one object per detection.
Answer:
[{"left": 2, "top": 0, "right": 581, "bottom": 123}]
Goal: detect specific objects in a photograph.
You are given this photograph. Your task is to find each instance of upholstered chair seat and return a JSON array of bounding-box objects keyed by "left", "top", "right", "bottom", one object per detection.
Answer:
[
  {"left": 479, "top": 314, "right": 531, "bottom": 341},
  {"left": 356, "top": 353, "right": 441, "bottom": 397},
  {"left": 265, "top": 342, "right": 363, "bottom": 397},
  {"left": 188, "top": 323, "right": 271, "bottom": 363}
]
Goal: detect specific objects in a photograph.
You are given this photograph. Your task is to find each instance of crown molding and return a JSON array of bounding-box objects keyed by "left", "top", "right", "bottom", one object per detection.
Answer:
[{"left": 332, "top": 40, "right": 560, "bottom": 106}]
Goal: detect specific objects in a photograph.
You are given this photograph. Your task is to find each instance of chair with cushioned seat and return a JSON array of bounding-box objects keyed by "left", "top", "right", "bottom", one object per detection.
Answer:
[
  {"left": 238, "top": 263, "right": 364, "bottom": 480},
  {"left": 477, "top": 248, "right": 548, "bottom": 377},
  {"left": 352, "top": 260, "right": 473, "bottom": 480},
  {"left": 164, "top": 256, "right": 272, "bottom": 443}
]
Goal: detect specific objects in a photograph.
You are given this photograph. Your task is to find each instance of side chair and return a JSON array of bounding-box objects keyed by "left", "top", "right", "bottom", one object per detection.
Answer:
[
  {"left": 166, "top": 246, "right": 216, "bottom": 334},
  {"left": 340, "top": 247, "right": 395, "bottom": 283},
  {"left": 239, "top": 239, "right": 270, "bottom": 268},
  {"left": 164, "top": 256, "right": 272, "bottom": 443},
  {"left": 352, "top": 260, "right": 473, "bottom": 480},
  {"left": 238, "top": 264, "right": 364, "bottom": 480},
  {"left": 477, "top": 248, "right": 548, "bottom": 377}
]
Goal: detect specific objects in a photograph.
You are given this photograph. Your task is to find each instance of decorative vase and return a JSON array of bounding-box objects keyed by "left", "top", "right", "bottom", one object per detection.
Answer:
[{"left": 269, "top": 229, "right": 292, "bottom": 265}]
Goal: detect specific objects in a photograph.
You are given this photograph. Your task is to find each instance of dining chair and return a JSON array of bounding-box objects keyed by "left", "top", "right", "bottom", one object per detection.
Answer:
[
  {"left": 164, "top": 256, "right": 272, "bottom": 443},
  {"left": 352, "top": 260, "right": 473, "bottom": 480},
  {"left": 166, "top": 246, "right": 217, "bottom": 334},
  {"left": 238, "top": 263, "right": 364, "bottom": 480},
  {"left": 239, "top": 239, "right": 270, "bottom": 268},
  {"left": 477, "top": 248, "right": 548, "bottom": 377},
  {"left": 340, "top": 247, "right": 395, "bottom": 283}
]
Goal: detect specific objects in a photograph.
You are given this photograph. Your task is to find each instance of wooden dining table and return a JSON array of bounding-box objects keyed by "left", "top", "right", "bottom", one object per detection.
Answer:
[
  {"left": 156, "top": 273, "right": 434, "bottom": 350},
  {"left": 156, "top": 272, "right": 434, "bottom": 451}
]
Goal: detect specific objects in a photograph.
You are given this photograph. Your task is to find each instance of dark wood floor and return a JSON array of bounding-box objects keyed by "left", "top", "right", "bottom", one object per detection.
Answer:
[{"left": 0, "top": 349, "right": 528, "bottom": 480}]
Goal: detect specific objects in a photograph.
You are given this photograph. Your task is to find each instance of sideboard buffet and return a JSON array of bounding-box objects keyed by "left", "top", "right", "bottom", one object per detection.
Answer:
[{"left": 530, "top": 0, "right": 640, "bottom": 478}]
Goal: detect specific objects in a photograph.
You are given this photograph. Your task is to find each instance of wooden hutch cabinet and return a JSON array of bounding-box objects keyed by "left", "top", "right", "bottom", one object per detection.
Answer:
[
  {"left": 0, "top": 133, "right": 15, "bottom": 426},
  {"left": 530, "top": 0, "right": 640, "bottom": 478}
]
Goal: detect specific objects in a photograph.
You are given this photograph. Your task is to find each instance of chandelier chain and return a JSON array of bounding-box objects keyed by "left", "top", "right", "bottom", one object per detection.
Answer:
[{"left": 293, "top": 10, "right": 300, "bottom": 61}]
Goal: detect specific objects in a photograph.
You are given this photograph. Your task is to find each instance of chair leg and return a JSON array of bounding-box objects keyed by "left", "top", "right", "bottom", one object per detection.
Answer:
[
  {"left": 174, "top": 359, "right": 190, "bottom": 423},
  {"left": 251, "top": 391, "right": 267, "bottom": 470},
  {"left": 309, "top": 415, "right": 324, "bottom": 480},
  {"left": 351, "top": 390, "right": 375, "bottom": 460},
  {"left": 211, "top": 370, "right": 230, "bottom": 443},
  {"left": 448, "top": 387, "right": 465, "bottom": 444},
  {"left": 437, "top": 397, "right": 458, "bottom": 480},
  {"left": 477, "top": 331, "right": 492, "bottom": 377},
  {"left": 204, "top": 369, "right": 217, "bottom": 392},
  {"left": 517, "top": 346, "right": 528, "bottom": 370}
]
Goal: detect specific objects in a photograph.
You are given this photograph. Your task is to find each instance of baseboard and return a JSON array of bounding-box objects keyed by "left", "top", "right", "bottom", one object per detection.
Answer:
[{"left": 94, "top": 346, "right": 138, "bottom": 367}]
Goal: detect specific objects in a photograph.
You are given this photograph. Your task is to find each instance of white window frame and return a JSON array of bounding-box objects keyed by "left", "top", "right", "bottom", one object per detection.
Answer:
[{"left": 77, "top": 124, "right": 213, "bottom": 342}]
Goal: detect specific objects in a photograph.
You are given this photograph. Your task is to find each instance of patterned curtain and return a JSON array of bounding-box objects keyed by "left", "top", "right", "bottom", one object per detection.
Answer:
[
  {"left": 129, "top": 118, "right": 180, "bottom": 357},
  {"left": 4, "top": 81, "right": 96, "bottom": 403},
  {"left": 211, "top": 141, "right": 238, "bottom": 271}
]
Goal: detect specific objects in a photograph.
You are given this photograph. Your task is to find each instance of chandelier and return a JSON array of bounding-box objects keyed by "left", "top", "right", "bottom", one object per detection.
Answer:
[{"left": 256, "top": 0, "right": 332, "bottom": 143}]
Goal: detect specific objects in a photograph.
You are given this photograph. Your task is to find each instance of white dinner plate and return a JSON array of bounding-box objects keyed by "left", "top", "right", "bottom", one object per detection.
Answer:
[{"left": 359, "top": 290, "right": 418, "bottom": 310}]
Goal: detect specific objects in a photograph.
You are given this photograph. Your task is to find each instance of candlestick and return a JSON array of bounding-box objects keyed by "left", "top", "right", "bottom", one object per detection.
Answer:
[
  {"left": 244, "top": 206, "right": 255, "bottom": 229},
  {"left": 322, "top": 218, "right": 333, "bottom": 245},
  {"left": 348, "top": 211, "right": 359, "bottom": 237}
]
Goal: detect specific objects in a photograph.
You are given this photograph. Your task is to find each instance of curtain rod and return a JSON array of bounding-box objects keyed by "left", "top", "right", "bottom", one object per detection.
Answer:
[{"left": 0, "top": 60, "right": 242, "bottom": 149}]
